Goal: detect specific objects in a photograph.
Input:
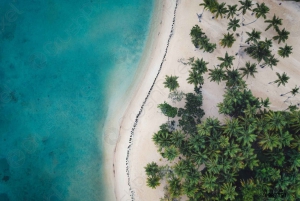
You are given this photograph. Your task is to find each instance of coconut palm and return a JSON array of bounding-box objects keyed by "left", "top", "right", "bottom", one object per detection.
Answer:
[
  {"left": 164, "top": 75, "right": 179, "bottom": 92},
  {"left": 245, "top": 29, "right": 261, "bottom": 44},
  {"left": 265, "top": 15, "right": 282, "bottom": 31},
  {"left": 191, "top": 58, "right": 208, "bottom": 74},
  {"left": 283, "top": 85, "right": 299, "bottom": 102},
  {"left": 187, "top": 70, "right": 204, "bottom": 87},
  {"left": 201, "top": 172, "right": 218, "bottom": 193},
  {"left": 281, "top": 85, "right": 299, "bottom": 96},
  {"left": 200, "top": 0, "right": 218, "bottom": 13},
  {"left": 227, "top": 18, "right": 240, "bottom": 32},
  {"left": 220, "top": 183, "right": 238, "bottom": 200},
  {"left": 218, "top": 52, "right": 235, "bottom": 69},
  {"left": 261, "top": 54, "right": 279, "bottom": 69},
  {"left": 208, "top": 66, "right": 226, "bottom": 84},
  {"left": 220, "top": 32, "right": 236, "bottom": 48},
  {"left": 146, "top": 176, "right": 161, "bottom": 189},
  {"left": 163, "top": 145, "right": 179, "bottom": 161},
  {"left": 225, "top": 69, "right": 244, "bottom": 88},
  {"left": 273, "top": 28, "right": 290, "bottom": 44},
  {"left": 145, "top": 162, "right": 160, "bottom": 177},
  {"left": 268, "top": 72, "right": 290, "bottom": 87},
  {"left": 211, "top": 2, "right": 228, "bottom": 19},
  {"left": 223, "top": 118, "right": 242, "bottom": 137},
  {"left": 278, "top": 44, "right": 293, "bottom": 58},
  {"left": 168, "top": 177, "right": 182, "bottom": 198},
  {"left": 227, "top": 4, "right": 238, "bottom": 19},
  {"left": 245, "top": 40, "right": 272, "bottom": 63},
  {"left": 224, "top": 142, "right": 241, "bottom": 158},
  {"left": 237, "top": 126, "right": 257, "bottom": 147},
  {"left": 238, "top": 0, "right": 253, "bottom": 15},
  {"left": 265, "top": 111, "right": 287, "bottom": 131},
  {"left": 239, "top": 62, "right": 257, "bottom": 78},
  {"left": 244, "top": 3, "right": 269, "bottom": 25},
  {"left": 258, "top": 132, "right": 280, "bottom": 151},
  {"left": 170, "top": 130, "right": 185, "bottom": 148}
]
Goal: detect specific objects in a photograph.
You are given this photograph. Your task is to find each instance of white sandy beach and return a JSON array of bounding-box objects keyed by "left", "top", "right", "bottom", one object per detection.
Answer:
[{"left": 112, "top": 0, "right": 300, "bottom": 200}]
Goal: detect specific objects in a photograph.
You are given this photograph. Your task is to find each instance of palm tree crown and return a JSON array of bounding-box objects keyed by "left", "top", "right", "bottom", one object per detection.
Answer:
[
  {"left": 278, "top": 44, "right": 293, "bottom": 58},
  {"left": 164, "top": 75, "right": 179, "bottom": 92},
  {"left": 227, "top": 18, "right": 240, "bottom": 32},
  {"left": 238, "top": 0, "right": 253, "bottom": 15},
  {"left": 269, "top": 72, "right": 290, "bottom": 87},
  {"left": 253, "top": 2, "right": 270, "bottom": 19},
  {"left": 227, "top": 4, "right": 238, "bottom": 19},
  {"left": 265, "top": 15, "right": 282, "bottom": 31},
  {"left": 191, "top": 58, "right": 208, "bottom": 74},
  {"left": 212, "top": 2, "right": 228, "bottom": 19},
  {"left": 239, "top": 62, "right": 257, "bottom": 78},
  {"left": 273, "top": 28, "right": 290, "bottom": 44},
  {"left": 220, "top": 33, "right": 236, "bottom": 48},
  {"left": 218, "top": 52, "right": 235, "bottom": 69},
  {"left": 200, "top": 0, "right": 218, "bottom": 12},
  {"left": 245, "top": 29, "right": 261, "bottom": 44},
  {"left": 187, "top": 70, "right": 204, "bottom": 87},
  {"left": 208, "top": 66, "right": 226, "bottom": 84}
]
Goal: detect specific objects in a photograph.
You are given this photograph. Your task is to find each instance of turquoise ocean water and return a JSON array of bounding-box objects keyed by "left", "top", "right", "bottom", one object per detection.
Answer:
[{"left": 0, "top": 0, "right": 154, "bottom": 200}]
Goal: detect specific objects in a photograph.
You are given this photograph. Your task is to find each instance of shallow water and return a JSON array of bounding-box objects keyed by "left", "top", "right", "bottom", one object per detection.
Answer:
[{"left": 0, "top": 0, "right": 153, "bottom": 200}]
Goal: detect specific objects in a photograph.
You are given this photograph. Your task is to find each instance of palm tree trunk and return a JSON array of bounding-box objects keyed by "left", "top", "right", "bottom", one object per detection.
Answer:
[
  {"left": 284, "top": 96, "right": 291, "bottom": 102},
  {"left": 243, "top": 18, "right": 258, "bottom": 26},
  {"left": 280, "top": 91, "right": 291, "bottom": 96}
]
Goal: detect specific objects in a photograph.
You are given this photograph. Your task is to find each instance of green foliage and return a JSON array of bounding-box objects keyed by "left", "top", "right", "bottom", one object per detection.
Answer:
[
  {"left": 158, "top": 101, "right": 178, "bottom": 118},
  {"left": 163, "top": 75, "right": 179, "bottom": 92},
  {"left": 218, "top": 88, "right": 260, "bottom": 117},
  {"left": 245, "top": 29, "right": 261, "bottom": 44},
  {"left": 253, "top": 2, "right": 270, "bottom": 19},
  {"left": 227, "top": 4, "right": 238, "bottom": 19},
  {"left": 218, "top": 52, "right": 235, "bottom": 68},
  {"left": 227, "top": 18, "right": 240, "bottom": 32},
  {"left": 269, "top": 72, "right": 290, "bottom": 87},
  {"left": 190, "top": 25, "right": 216, "bottom": 53},
  {"left": 245, "top": 39, "right": 272, "bottom": 63},
  {"left": 199, "top": 0, "right": 218, "bottom": 12},
  {"left": 208, "top": 66, "right": 226, "bottom": 84},
  {"left": 278, "top": 44, "right": 293, "bottom": 58},
  {"left": 273, "top": 28, "right": 290, "bottom": 44},
  {"left": 211, "top": 2, "right": 228, "bottom": 19},
  {"left": 238, "top": 0, "right": 253, "bottom": 15},
  {"left": 265, "top": 15, "right": 282, "bottom": 31},
  {"left": 239, "top": 61, "right": 258, "bottom": 78},
  {"left": 220, "top": 33, "right": 236, "bottom": 48}
]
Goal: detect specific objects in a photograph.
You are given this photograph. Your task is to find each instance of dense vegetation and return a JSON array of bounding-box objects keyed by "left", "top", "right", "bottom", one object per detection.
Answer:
[{"left": 145, "top": 0, "right": 299, "bottom": 200}]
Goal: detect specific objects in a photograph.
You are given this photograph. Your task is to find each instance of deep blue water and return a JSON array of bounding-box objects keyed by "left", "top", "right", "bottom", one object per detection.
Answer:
[{"left": 0, "top": 0, "right": 154, "bottom": 200}]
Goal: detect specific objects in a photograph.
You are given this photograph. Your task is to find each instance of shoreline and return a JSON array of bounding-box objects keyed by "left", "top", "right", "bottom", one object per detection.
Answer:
[
  {"left": 118, "top": 0, "right": 179, "bottom": 200},
  {"left": 102, "top": 0, "right": 177, "bottom": 200}
]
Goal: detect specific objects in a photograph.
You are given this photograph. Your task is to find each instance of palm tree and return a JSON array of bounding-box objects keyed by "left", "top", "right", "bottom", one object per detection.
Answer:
[
  {"left": 243, "top": 3, "right": 269, "bottom": 25},
  {"left": 191, "top": 58, "right": 208, "bottom": 74},
  {"left": 245, "top": 40, "right": 272, "bottom": 63},
  {"left": 200, "top": 0, "right": 218, "bottom": 13},
  {"left": 281, "top": 85, "right": 299, "bottom": 96},
  {"left": 278, "top": 44, "right": 293, "bottom": 58},
  {"left": 258, "top": 132, "right": 280, "bottom": 151},
  {"left": 170, "top": 130, "right": 185, "bottom": 148},
  {"left": 239, "top": 61, "right": 257, "bottom": 78},
  {"left": 224, "top": 142, "right": 241, "bottom": 158},
  {"left": 208, "top": 66, "right": 226, "bottom": 84},
  {"left": 163, "top": 145, "right": 179, "bottom": 161},
  {"left": 227, "top": 18, "right": 240, "bottom": 32},
  {"left": 261, "top": 54, "right": 279, "bottom": 69},
  {"left": 187, "top": 70, "right": 204, "bottom": 87},
  {"left": 223, "top": 118, "right": 242, "bottom": 137},
  {"left": 265, "top": 15, "right": 282, "bottom": 31},
  {"left": 238, "top": 0, "right": 253, "bottom": 15},
  {"left": 283, "top": 85, "right": 299, "bottom": 102},
  {"left": 268, "top": 72, "right": 290, "bottom": 87},
  {"left": 220, "top": 32, "right": 236, "bottom": 48},
  {"left": 273, "top": 28, "right": 290, "bottom": 44},
  {"left": 265, "top": 111, "right": 287, "bottom": 131},
  {"left": 225, "top": 69, "right": 243, "bottom": 88},
  {"left": 218, "top": 52, "right": 235, "bottom": 69},
  {"left": 145, "top": 162, "right": 160, "bottom": 177},
  {"left": 245, "top": 29, "right": 261, "bottom": 44},
  {"left": 201, "top": 172, "right": 218, "bottom": 193},
  {"left": 227, "top": 4, "right": 238, "bottom": 19},
  {"left": 164, "top": 75, "right": 179, "bottom": 92},
  {"left": 220, "top": 183, "right": 238, "bottom": 200},
  {"left": 168, "top": 177, "right": 182, "bottom": 198},
  {"left": 146, "top": 176, "right": 161, "bottom": 189},
  {"left": 211, "top": 2, "right": 228, "bottom": 19},
  {"left": 237, "top": 126, "right": 257, "bottom": 146}
]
